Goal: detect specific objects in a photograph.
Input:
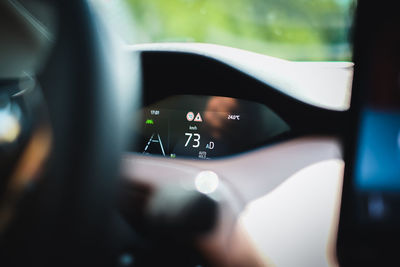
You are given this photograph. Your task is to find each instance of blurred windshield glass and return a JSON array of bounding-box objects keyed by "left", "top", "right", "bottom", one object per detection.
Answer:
[{"left": 93, "top": 0, "right": 356, "bottom": 61}]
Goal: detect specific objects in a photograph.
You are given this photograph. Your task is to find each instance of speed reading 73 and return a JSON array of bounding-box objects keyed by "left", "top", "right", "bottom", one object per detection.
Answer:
[{"left": 185, "top": 133, "right": 200, "bottom": 148}]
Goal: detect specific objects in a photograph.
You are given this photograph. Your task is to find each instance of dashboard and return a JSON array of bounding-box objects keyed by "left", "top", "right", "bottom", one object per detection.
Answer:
[
  {"left": 127, "top": 49, "right": 347, "bottom": 160},
  {"left": 131, "top": 95, "right": 289, "bottom": 159},
  {"left": 122, "top": 45, "right": 352, "bottom": 266}
]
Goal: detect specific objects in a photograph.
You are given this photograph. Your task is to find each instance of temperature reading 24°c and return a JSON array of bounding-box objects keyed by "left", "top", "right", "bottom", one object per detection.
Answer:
[{"left": 185, "top": 133, "right": 201, "bottom": 148}]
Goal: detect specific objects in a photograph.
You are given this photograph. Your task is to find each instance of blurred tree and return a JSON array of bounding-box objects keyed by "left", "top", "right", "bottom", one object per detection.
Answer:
[{"left": 125, "top": 0, "right": 356, "bottom": 61}]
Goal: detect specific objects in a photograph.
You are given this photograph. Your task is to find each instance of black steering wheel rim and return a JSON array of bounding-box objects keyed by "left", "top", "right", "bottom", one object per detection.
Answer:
[{"left": 1, "top": 1, "right": 139, "bottom": 266}]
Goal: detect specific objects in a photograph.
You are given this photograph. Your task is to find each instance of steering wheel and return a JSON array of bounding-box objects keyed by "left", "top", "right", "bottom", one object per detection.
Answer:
[
  {"left": 0, "top": 1, "right": 140, "bottom": 265},
  {"left": 1, "top": 1, "right": 219, "bottom": 266}
]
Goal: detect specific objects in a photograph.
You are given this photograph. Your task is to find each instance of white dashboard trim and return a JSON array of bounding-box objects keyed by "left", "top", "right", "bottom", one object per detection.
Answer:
[
  {"left": 128, "top": 43, "right": 353, "bottom": 111},
  {"left": 122, "top": 136, "right": 343, "bottom": 266}
]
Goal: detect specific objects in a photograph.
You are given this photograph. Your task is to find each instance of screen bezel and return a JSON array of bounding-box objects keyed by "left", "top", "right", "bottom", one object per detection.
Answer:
[{"left": 336, "top": 1, "right": 400, "bottom": 264}]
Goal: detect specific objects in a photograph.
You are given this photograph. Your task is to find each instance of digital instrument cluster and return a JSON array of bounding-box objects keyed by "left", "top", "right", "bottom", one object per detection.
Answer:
[{"left": 131, "top": 95, "right": 290, "bottom": 159}]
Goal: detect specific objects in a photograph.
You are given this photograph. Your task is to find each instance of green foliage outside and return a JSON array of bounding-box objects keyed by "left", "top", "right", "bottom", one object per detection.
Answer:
[{"left": 124, "top": 0, "right": 356, "bottom": 61}]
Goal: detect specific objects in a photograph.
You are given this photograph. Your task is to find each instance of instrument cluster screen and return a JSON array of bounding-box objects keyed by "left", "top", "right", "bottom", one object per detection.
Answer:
[{"left": 131, "top": 95, "right": 290, "bottom": 159}]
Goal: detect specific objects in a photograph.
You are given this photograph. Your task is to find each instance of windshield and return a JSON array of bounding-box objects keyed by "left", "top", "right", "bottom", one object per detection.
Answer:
[{"left": 93, "top": 0, "right": 356, "bottom": 61}]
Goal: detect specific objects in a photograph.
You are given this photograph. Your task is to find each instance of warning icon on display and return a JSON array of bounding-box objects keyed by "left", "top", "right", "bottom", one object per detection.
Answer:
[
  {"left": 194, "top": 113, "right": 202, "bottom": 122},
  {"left": 186, "top": 112, "right": 194, "bottom": 121}
]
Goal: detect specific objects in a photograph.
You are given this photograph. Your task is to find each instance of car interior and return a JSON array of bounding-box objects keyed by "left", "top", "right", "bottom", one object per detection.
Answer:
[{"left": 0, "top": 0, "right": 399, "bottom": 266}]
